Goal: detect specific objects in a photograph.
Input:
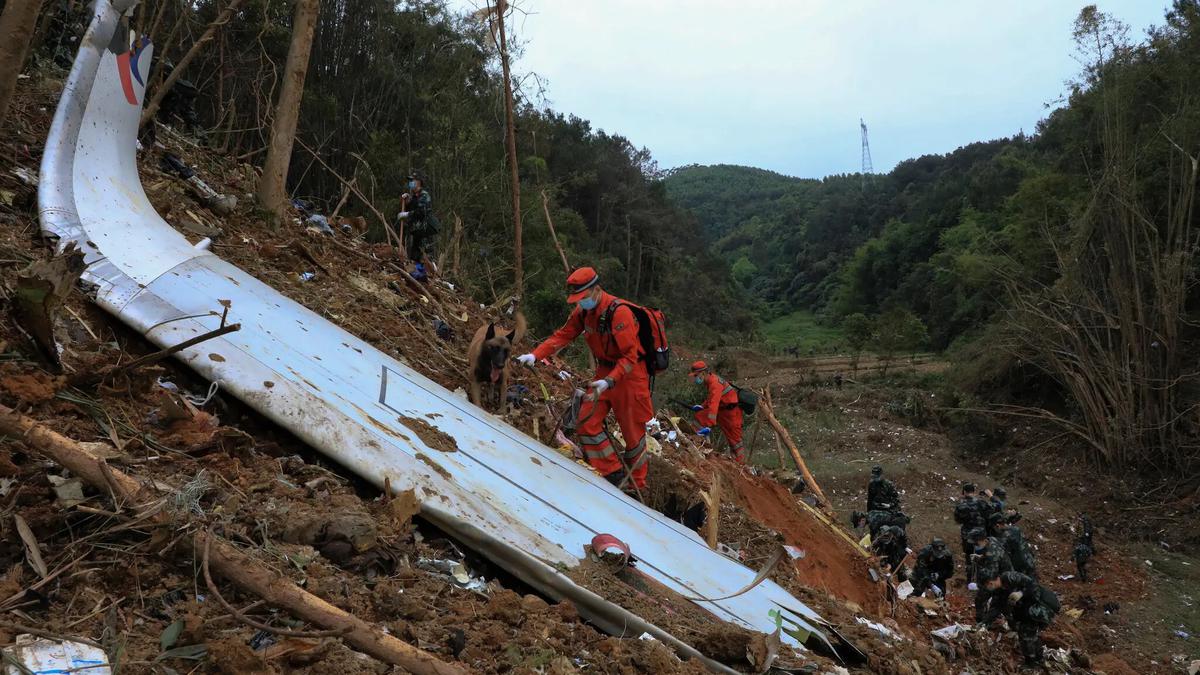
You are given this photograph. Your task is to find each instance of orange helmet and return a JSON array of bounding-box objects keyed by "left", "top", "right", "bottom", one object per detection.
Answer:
[{"left": 566, "top": 267, "right": 600, "bottom": 303}]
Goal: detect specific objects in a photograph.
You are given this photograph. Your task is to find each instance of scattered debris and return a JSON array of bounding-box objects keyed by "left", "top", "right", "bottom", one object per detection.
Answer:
[
  {"left": 1, "top": 634, "right": 111, "bottom": 675},
  {"left": 931, "top": 623, "right": 971, "bottom": 640}
]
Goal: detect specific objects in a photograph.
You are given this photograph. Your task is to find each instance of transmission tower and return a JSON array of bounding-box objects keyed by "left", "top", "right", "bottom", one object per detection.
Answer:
[{"left": 860, "top": 118, "right": 874, "bottom": 188}]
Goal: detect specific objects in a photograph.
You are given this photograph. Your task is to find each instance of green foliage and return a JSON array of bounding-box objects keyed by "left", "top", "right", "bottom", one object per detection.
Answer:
[
  {"left": 731, "top": 255, "right": 758, "bottom": 287},
  {"left": 873, "top": 307, "right": 927, "bottom": 358},
  {"left": 760, "top": 311, "right": 844, "bottom": 352},
  {"left": 841, "top": 313, "right": 872, "bottom": 354}
]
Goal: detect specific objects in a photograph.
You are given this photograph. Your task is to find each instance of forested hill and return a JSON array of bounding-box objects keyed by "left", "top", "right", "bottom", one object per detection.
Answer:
[
  {"left": 661, "top": 165, "right": 816, "bottom": 240},
  {"left": 662, "top": 140, "right": 1023, "bottom": 348}
]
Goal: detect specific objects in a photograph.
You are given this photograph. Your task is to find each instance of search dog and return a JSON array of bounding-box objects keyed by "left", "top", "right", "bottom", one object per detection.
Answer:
[{"left": 467, "top": 312, "right": 526, "bottom": 414}]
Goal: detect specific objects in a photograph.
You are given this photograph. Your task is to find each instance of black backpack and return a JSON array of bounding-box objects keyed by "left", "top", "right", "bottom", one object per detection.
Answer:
[{"left": 733, "top": 385, "right": 757, "bottom": 415}]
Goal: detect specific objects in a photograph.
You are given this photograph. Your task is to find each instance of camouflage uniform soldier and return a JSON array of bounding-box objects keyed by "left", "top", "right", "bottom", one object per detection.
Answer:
[
  {"left": 986, "top": 571, "right": 1059, "bottom": 668},
  {"left": 1073, "top": 514, "right": 1095, "bottom": 582},
  {"left": 867, "top": 465, "right": 901, "bottom": 512},
  {"left": 969, "top": 527, "right": 1013, "bottom": 623},
  {"left": 910, "top": 538, "right": 955, "bottom": 596},
  {"left": 396, "top": 174, "right": 439, "bottom": 276},
  {"left": 998, "top": 515, "right": 1037, "bottom": 577},
  {"left": 986, "top": 511, "right": 1007, "bottom": 539},
  {"left": 851, "top": 509, "right": 911, "bottom": 540},
  {"left": 954, "top": 483, "right": 989, "bottom": 563},
  {"left": 989, "top": 487, "right": 1008, "bottom": 515},
  {"left": 872, "top": 524, "right": 908, "bottom": 573}
]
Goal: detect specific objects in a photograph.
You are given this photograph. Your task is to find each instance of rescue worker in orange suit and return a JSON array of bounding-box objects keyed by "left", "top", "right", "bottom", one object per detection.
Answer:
[
  {"left": 516, "top": 268, "right": 654, "bottom": 491},
  {"left": 688, "top": 361, "right": 745, "bottom": 463}
]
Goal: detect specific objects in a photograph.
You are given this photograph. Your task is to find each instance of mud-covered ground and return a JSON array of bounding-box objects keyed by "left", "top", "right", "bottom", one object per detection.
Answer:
[{"left": 736, "top": 367, "right": 1200, "bottom": 674}]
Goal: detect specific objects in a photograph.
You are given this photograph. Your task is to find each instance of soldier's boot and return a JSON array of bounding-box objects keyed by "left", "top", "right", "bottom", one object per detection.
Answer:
[
  {"left": 1019, "top": 630, "right": 1045, "bottom": 669},
  {"left": 973, "top": 590, "right": 989, "bottom": 623}
]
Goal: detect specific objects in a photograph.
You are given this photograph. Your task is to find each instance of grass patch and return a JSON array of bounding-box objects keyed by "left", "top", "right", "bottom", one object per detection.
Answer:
[
  {"left": 745, "top": 402, "right": 849, "bottom": 471},
  {"left": 760, "top": 310, "right": 844, "bottom": 353}
]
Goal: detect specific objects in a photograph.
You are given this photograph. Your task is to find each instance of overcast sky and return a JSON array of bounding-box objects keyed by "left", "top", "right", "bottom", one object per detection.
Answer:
[{"left": 451, "top": 1, "right": 1169, "bottom": 178}]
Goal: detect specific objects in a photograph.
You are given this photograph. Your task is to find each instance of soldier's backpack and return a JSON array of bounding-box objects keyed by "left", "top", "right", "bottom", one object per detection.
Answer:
[
  {"left": 599, "top": 301, "right": 671, "bottom": 375},
  {"left": 733, "top": 385, "right": 758, "bottom": 415},
  {"left": 1039, "top": 587, "right": 1061, "bottom": 615}
]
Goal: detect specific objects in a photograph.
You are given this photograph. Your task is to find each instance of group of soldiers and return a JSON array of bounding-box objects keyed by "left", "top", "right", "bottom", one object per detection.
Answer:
[
  {"left": 854, "top": 468, "right": 1066, "bottom": 669},
  {"left": 953, "top": 482, "right": 1059, "bottom": 668}
]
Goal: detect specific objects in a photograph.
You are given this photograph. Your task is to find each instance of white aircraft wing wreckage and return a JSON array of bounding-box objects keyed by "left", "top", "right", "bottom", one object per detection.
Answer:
[{"left": 39, "top": 2, "right": 848, "bottom": 669}]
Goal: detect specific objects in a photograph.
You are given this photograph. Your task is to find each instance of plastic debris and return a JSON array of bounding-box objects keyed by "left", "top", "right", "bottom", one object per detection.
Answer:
[
  {"left": 1175, "top": 629, "right": 1190, "bottom": 639},
  {"left": 855, "top": 616, "right": 899, "bottom": 640},
  {"left": 931, "top": 623, "right": 971, "bottom": 640},
  {"left": 298, "top": 272, "right": 316, "bottom": 282},
  {"left": 48, "top": 475, "right": 85, "bottom": 507},
  {"left": 717, "top": 542, "right": 742, "bottom": 561},
  {"left": 2, "top": 634, "right": 111, "bottom": 675},
  {"left": 12, "top": 167, "right": 38, "bottom": 186},
  {"left": 1058, "top": 574, "right": 1075, "bottom": 581},
  {"left": 1046, "top": 648, "right": 1071, "bottom": 666},
  {"left": 416, "top": 558, "right": 489, "bottom": 595},
  {"left": 896, "top": 580, "right": 914, "bottom": 600},
  {"left": 305, "top": 214, "right": 333, "bottom": 235}
]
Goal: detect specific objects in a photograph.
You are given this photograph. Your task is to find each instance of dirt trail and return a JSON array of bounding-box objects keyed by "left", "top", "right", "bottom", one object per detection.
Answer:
[{"left": 733, "top": 351, "right": 947, "bottom": 391}]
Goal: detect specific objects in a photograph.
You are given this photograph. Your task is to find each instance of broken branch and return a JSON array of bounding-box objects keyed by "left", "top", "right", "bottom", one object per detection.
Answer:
[
  {"left": 760, "top": 389, "right": 831, "bottom": 510},
  {"left": 540, "top": 189, "right": 570, "bottom": 274},
  {"left": 70, "top": 321, "right": 241, "bottom": 388},
  {"left": 0, "top": 404, "right": 467, "bottom": 675}
]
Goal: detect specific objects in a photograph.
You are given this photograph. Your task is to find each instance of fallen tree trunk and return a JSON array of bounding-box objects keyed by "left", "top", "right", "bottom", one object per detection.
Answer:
[
  {"left": 0, "top": 403, "right": 467, "bottom": 675},
  {"left": 760, "top": 389, "right": 831, "bottom": 510}
]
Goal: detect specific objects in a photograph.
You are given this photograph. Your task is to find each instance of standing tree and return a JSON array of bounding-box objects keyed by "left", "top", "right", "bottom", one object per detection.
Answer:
[
  {"left": 842, "top": 312, "right": 872, "bottom": 375},
  {"left": 0, "top": 0, "right": 44, "bottom": 126},
  {"left": 873, "top": 307, "right": 925, "bottom": 375},
  {"left": 257, "top": 0, "right": 319, "bottom": 229},
  {"left": 494, "top": 0, "right": 523, "bottom": 300}
]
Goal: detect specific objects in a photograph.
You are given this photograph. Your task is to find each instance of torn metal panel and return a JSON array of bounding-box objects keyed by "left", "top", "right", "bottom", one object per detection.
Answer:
[{"left": 38, "top": 0, "right": 832, "bottom": 654}]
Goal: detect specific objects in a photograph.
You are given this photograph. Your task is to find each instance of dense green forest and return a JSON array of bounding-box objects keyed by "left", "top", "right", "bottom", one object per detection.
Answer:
[{"left": 663, "top": 141, "right": 1025, "bottom": 350}]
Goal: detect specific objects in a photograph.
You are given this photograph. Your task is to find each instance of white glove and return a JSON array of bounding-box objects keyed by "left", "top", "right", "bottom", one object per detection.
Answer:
[
  {"left": 1008, "top": 591, "right": 1024, "bottom": 604},
  {"left": 401, "top": 192, "right": 411, "bottom": 200},
  {"left": 516, "top": 354, "right": 536, "bottom": 367},
  {"left": 397, "top": 211, "right": 410, "bottom": 219},
  {"left": 967, "top": 582, "right": 978, "bottom": 591},
  {"left": 589, "top": 379, "right": 610, "bottom": 396}
]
